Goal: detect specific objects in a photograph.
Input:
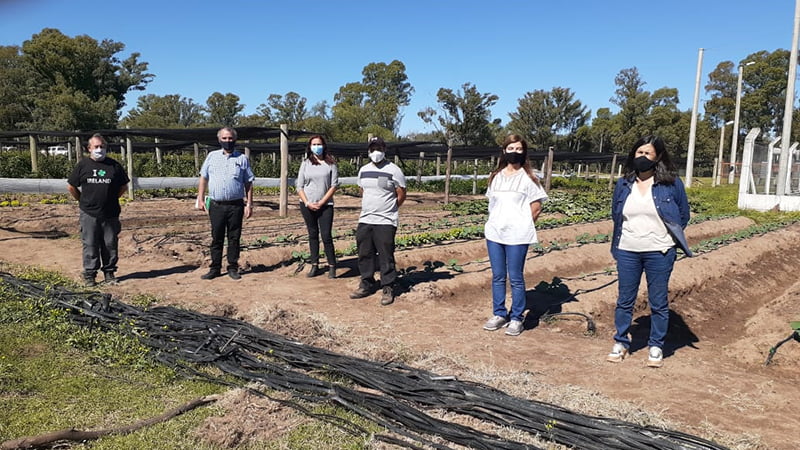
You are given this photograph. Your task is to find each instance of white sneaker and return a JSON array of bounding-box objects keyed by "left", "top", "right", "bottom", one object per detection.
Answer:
[
  {"left": 606, "top": 343, "right": 628, "bottom": 363},
  {"left": 483, "top": 315, "right": 508, "bottom": 331},
  {"left": 505, "top": 320, "right": 524, "bottom": 336},
  {"left": 647, "top": 346, "right": 663, "bottom": 368}
]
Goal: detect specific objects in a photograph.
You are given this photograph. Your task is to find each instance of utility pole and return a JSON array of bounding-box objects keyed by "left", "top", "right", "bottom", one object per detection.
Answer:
[
  {"left": 776, "top": 0, "right": 800, "bottom": 195},
  {"left": 685, "top": 48, "right": 704, "bottom": 187}
]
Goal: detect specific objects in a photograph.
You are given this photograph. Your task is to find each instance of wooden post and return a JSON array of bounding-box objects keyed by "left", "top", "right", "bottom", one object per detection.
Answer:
[
  {"left": 29, "top": 135, "right": 38, "bottom": 174},
  {"left": 472, "top": 158, "right": 478, "bottom": 194},
  {"left": 279, "top": 124, "right": 289, "bottom": 217},
  {"left": 444, "top": 145, "right": 453, "bottom": 204},
  {"left": 74, "top": 136, "right": 81, "bottom": 162},
  {"left": 193, "top": 143, "right": 200, "bottom": 173},
  {"left": 126, "top": 135, "right": 134, "bottom": 200},
  {"left": 119, "top": 138, "right": 126, "bottom": 167},
  {"left": 545, "top": 146, "right": 554, "bottom": 191},
  {"left": 608, "top": 154, "right": 617, "bottom": 190},
  {"left": 155, "top": 137, "right": 162, "bottom": 166},
  {"left": 711, "top": 157, "right": 719, "bottom": 187},
  {"left": 436, "top": 155, "right": 441, "bottom": 176},
  {"left": 244, "top": 146, "right": 251, "bottom": 160},
  {"left": 416, "top": 151, "right": 424, "bottom": 183}
]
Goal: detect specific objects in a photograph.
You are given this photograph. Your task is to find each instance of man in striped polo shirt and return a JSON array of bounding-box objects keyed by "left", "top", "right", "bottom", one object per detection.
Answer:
[
  {"left": 196, "top": 127, "right": 255, "bottom": 280},
  {"left": 349, "top": 137, "right": 407, "bottom": 305}
]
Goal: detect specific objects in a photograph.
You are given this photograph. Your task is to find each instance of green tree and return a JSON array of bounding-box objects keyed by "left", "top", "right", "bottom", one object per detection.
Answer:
[
  {"left": 259, "top": 91, "right": 307, "bottom": 128},
  {"left": 706, "top": 49, "right": 798, "bottom": 138},
  {"left": 590, "top": 107, "right": 617, "bottom": 152},
  {"left": 204, "top": 92, "right": 244, "bottom": 127},
  {"left": 330, "top": 60, "right": 413, "bottom": 140},
  {"left": 418, "top": 82, "right": 499, "bottom": 146},
  {"left": 506, "top": 87, "right": 589, "bottom": 150},
  {"left": 361, "top": 60, "right": 413, "bottom": 134},
  {"left": 331, "top": 82, "right": 373, "bottom": 142},
  {"left": 0, "top": 46, "right": 31, "bottom": 130},
  {"left": 120, "top": 94, "right": 205, "bottom": 128},
  {"left": 17, "top": 28, "right": 152, "bottom": 130}
]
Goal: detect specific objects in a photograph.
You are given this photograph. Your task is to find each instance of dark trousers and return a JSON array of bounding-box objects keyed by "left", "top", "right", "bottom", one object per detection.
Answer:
[
  {"left": 208, "top": 201, "right": 244, "bottom": 271},
  {"left": 299, "top": 202, "right": 336, "bottom": 265},
  {"left": 355, "top": 223, "right": 397, "bottom": 287},
  {"left": 79, "top": 210, "right": 121, "bottom": 275}
]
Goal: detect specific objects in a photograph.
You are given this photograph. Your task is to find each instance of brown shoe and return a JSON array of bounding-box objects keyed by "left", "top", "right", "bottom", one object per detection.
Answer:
[{"left": 380, "top": 286, "right": 395, "bottom": 306}]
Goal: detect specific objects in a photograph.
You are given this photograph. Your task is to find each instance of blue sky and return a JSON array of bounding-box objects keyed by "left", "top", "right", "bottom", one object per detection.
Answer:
[{"left": 1, "top": 0, "right": 796, "bottom": 136}]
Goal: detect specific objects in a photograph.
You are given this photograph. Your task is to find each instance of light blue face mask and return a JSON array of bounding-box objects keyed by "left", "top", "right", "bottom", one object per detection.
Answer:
[
  {"left": 311, "top": 145, "right": 324, "bottom": 156},
  {"left": 91, "top": 147, "right": 106, "bottom": 161}
]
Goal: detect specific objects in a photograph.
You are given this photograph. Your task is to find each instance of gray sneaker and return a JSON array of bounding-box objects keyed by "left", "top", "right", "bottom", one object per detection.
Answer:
[
  {"left": 483, "top": 315, "right": 508, "bottom": 331},
  {"left": 505, "top": 320, "right": 524, "bottom": 336}
]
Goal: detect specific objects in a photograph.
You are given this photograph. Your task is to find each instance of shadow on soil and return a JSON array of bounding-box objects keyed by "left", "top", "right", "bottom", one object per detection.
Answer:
[
  {"left": 629, "top": 312, "right": 700, "bottom": 357},
  {"left": 523, "top": 277, "right": 601, "bottom": 334},
  {"left": 118, "top": 264, "right": 197, "bottom": 281}
]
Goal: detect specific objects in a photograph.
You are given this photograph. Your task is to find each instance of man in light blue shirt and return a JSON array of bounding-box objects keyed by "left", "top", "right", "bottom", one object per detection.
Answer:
[{"left": 196, "top": 127, "right": 255, "bottom": 280}]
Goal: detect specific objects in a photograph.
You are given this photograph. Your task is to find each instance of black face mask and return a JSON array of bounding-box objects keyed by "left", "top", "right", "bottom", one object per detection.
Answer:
[
  {"left": 220, "top": 141, "right": 236, "bottom": 151},
  {"left": 634, "top": 155, "right": 657, "bottom": 173},
  {"left": 505, "top": 152, "right": 525, "bottom": 165}
]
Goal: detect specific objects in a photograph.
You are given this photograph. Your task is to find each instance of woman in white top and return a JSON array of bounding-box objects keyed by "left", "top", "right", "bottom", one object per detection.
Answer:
[
  {"left": 482, "top": 135, "right": 548, "bottom": 336},
  {"left": 296, "top": 135, "right": 339, "bottom": 278},
  {"left": 606, "top": 135, "right": 691, "bottom": 368}
]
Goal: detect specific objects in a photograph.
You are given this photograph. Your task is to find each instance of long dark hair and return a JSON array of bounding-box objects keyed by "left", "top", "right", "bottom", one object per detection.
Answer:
[
  {"left": 305, "top": 135, "right": 336, "bottom": 165},
  {"left": 624, "top": 135, "right": 676, "bottom": 184},
  {"left": 487, "top": 134, "right": 541, "bottom": 186}
]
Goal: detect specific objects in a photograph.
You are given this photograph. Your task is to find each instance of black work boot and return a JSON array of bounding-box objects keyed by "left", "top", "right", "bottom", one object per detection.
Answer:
[
  {"left": 201, "top": 269, "right": 221, "bottom": 280},
  {"left": 328, "top": 266, "right": 336, "bottom": 279},
  {"left": 102, "top": 271, "right": 118, "bottom": 285},
  {"left": 307, "top": 264, "right": 323, "bottom": 278},
  {"left": 82, "top": 271, "right": 97, "bottom": 287}
]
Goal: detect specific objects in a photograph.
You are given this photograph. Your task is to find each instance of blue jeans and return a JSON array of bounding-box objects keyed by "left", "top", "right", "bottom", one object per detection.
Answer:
[
  {"left": 487, "top": 240, "right": 529, "bottom": 321},
  {"left": 613, "top": 247, "right": 676, "bottom": 349}
]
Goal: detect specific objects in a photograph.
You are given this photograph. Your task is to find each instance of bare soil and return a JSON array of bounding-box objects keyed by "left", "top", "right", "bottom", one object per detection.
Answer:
[{"left": 1, "top": 192, "right": 798, "bottom": 449}]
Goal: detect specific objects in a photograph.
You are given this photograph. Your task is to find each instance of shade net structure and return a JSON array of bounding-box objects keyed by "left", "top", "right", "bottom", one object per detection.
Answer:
[{"left": 0, "top": 272, "right": 728, "bottom": 450}]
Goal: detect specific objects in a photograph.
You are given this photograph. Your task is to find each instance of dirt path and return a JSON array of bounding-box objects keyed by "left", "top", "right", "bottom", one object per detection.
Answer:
[{"left": 1, "top": 195, "right": 797, "bottom": 449}]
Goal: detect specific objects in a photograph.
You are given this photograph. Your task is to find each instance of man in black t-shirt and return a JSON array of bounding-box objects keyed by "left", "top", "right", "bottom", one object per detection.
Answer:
[{"left": 67, "top": 133, "right": 130, "bottom": 286}]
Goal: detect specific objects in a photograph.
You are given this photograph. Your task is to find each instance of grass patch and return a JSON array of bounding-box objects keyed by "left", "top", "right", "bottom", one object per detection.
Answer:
[{"left": 0, "top": 265, "right": 378, "bottom": 449}]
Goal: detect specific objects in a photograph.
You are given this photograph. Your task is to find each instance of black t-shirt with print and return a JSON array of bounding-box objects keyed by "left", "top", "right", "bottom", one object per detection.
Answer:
[{"left": 67, "top": 157, "right": 130, "bottom": 218}]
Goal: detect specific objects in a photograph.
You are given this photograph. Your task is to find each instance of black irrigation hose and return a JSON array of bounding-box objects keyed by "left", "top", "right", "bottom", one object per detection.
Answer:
[
  {"left": 0, "top": 272, "right": 729, "bottom": 450},
  {"left": 764, "top": 331, "right": 800, "bottom": 365}
]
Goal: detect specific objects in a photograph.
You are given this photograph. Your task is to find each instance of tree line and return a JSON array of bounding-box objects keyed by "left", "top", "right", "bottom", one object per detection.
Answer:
[{"left": 2, "top": 28, "right": 799, "bottom": 174}]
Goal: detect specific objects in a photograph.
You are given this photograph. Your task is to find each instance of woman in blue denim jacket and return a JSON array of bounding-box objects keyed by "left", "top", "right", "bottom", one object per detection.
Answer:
[{"left": 607, "top": 135, "right": 692, "bottom": 368}]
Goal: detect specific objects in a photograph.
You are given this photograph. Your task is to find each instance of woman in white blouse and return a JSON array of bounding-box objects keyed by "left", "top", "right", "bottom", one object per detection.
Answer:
[{"left": 482, "top": 135, "right": 548, "bottom": 336}]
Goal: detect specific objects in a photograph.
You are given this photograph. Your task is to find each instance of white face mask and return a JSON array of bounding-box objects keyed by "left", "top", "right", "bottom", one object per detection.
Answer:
[
  {"left": 90, "top": 147, "right": 106, "bottom": 161},
  {"left": 369, "top": 151, "right": 385, "bottom": 164}
]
